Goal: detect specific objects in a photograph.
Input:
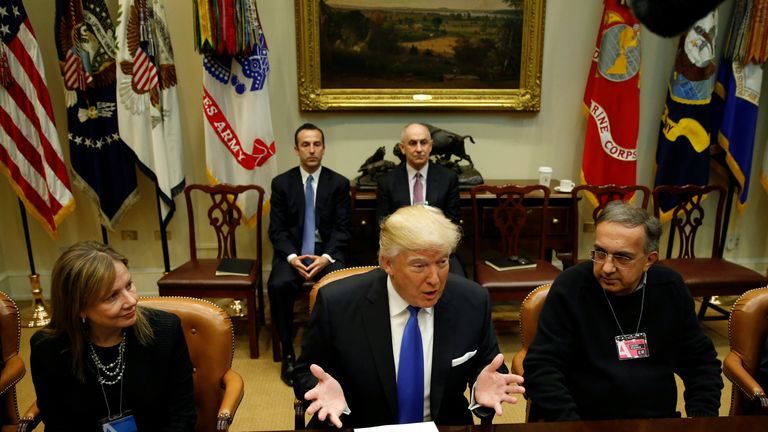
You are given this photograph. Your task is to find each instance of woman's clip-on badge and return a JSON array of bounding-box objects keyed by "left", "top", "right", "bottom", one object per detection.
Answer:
[{"left": 615, "top": 333, "right": 649, "bottom": 360}]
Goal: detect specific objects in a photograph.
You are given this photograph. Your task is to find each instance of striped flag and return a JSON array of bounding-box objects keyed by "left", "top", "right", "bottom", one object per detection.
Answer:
[
  {"left": 0, "top": 0, "right": 75, "bottom": 237},
  {"left": 131, "top": 44, "right": 158, "bottom": 92},
  {"left": 581, "top": 0, "right": 641, "bottom": 205},
  {"left": 116, "top": 0, "right": 185, "bottom": 226}
]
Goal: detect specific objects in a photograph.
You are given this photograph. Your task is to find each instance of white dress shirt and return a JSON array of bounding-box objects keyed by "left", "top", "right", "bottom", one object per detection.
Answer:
[{"left": 388, "top": 277, "right": 434, "bottom": 421}]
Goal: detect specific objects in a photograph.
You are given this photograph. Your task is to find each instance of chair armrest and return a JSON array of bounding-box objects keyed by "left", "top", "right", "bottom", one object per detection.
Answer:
[
  {"left": 723, "top": 353, "right": 768, "bottom": 407},
  {"left": 17, "top": 401, "right": 39, "bottom": 432},
  {"left": 0, "top": 355, "right": 24, "bottom": 397},
  {"left": 510, "top": 349, "right": 526, "bottom": 377},
  {"left": 216, "top": 370, "right": 244, "bottom": 431}
]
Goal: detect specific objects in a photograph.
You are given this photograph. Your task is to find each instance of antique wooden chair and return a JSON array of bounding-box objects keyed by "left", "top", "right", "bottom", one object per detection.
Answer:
[
  {"left": 157, "top": 183, "right": 265, "bottom": 358},
  {"left": 652, "top": 184, "right": 767, "bottom": 320},
  {"left": 470, "top": 184, "right": 561, "bottom": 304}
]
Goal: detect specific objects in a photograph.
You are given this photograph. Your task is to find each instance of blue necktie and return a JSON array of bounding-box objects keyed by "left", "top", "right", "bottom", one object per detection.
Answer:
[
  {"left": 301, "top": 175, "right": 315, "bottom": 262},
  {"left": 397, "top": 306, "right": 424, "bottom": 424}
]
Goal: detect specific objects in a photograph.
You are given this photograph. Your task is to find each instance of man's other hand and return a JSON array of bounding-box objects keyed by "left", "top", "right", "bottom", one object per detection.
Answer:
[
  {"left": 304, "top": 364, "right": 347, "bottom": 428},
  {"left": 475, "top": 353, "right": 525, "bottom": 416}
]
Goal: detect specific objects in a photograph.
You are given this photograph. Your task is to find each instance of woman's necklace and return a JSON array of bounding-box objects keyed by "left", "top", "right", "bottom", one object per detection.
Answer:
[{"left": 88, "top": 332, "right": 126, "bottom": 385}]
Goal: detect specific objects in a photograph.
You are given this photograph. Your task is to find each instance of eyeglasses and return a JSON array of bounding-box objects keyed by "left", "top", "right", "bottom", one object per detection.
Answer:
[{"left": 590, "top": 250, "right": 641, "bottom": 269}]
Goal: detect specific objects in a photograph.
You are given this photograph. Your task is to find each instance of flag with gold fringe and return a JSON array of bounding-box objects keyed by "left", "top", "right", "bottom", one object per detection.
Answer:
[
  {"left": 116, "top": 0, "right": 185, "bottom": 227},
  {"left": 713, "top": 0, "right": 767, "bottom": 209},
  {"left": 653, "top": 12, "right": 718, "bottom": 222},
  {"left": 581, "top": 0, "right": 641, "bottom": 205},
  {"left": 56, "top": 0, "right": 139, "bottom": 229},
  {"left": 199, "top": 0, "right": 276, "bottom": 226},
  {"left": 0, "top": 0, "right": 75, "bottom": 237}
]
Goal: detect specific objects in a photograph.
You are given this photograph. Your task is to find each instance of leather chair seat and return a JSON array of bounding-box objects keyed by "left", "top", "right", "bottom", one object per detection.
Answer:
[
  {"left": 722, "top": 287, "right": 768, "bottom": 415},
  {"left": 658, "top": 258, "right": 767, "bottom": 298}
]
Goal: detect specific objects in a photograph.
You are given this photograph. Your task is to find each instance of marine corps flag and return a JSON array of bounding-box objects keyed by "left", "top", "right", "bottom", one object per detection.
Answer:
[
  {"left": 653, "top": 12, "right": 718, "bottom": 222},
  {"left": 0, "top": 0, "right": 75, "bottom": 237},
  {"left": 581, "top": 0, "right": 640, "bottom": 205},
  {"left": 116, "top": 0, "right": 185, "bottom": 226},
  {"left": 56, "top": 0, "right": 139, "bottom": 229},
  {"left": 202, "top": 1, "right": 276, "bottom": 227}
]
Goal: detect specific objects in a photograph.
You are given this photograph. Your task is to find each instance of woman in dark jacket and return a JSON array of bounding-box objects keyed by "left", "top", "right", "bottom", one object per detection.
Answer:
[{"left": 30, "top": 241, "right": 196, "bottom": 431}]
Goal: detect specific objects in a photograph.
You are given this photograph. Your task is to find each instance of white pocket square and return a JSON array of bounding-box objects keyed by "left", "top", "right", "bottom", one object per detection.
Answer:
[{"left": 451, "top": 350, "right": 477, "bottom": 367}]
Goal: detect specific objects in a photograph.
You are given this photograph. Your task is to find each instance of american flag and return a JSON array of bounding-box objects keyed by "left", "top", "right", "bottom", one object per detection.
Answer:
[
  {"left": 0, "top": 0, "right": 75, "bottom": 237},
  {"left": 63, "top": 48, "right": 92, "bottom": 90},
  {"left": 131, "top": 45, "right": 158, "bottom": 92}
]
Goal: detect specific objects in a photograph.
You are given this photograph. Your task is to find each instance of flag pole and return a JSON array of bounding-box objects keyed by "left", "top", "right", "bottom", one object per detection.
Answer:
[
  {"left": 156, "top": 185, "right": 170, "bottom": 273},
  {"left": 101, "top": 225, "right": 109, "bottom": 245},
  {"left": 17, "top": 199, "right": 51, "bottom": 327}
]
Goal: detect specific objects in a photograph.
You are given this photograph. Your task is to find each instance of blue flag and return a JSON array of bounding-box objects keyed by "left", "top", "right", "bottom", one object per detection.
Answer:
[
  {"left": 653, "top": 12, "right": 717, "bottom": 222},
  {"left": 713, "top": 60, "right": 763, "bottom": 210},
  {"left": 55, "top": 0, "right": 138, "bottom": 229}
]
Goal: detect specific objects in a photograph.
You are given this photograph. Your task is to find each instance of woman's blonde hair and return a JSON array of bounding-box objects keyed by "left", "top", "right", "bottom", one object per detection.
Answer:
[{"left": 46, "top": 241, "right": 153, "bottom": 381}]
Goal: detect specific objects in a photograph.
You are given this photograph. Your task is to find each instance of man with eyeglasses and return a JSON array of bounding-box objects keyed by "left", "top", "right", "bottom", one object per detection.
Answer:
[{"left": 523, "top": 201, "right": 722, "bottom": 421}]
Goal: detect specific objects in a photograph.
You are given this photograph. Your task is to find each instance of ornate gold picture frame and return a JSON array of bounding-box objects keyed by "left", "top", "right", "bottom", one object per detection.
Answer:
[{"left": 295, "top": 0, "right": 546, "bottom": 111}]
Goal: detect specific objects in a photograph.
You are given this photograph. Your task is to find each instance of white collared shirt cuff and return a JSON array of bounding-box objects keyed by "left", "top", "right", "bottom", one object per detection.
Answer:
[
  {"left": 468, "top": 381, "right": 480, "bottom": 410},
  {"left": 342, "top": 405, "right": 351, "bottom": 415},
  {"left": 287, "top": 254, "right": 298, "bottom": 263},
  {"left": 322, "top": 253, "right": 336, "bottom": 263}
]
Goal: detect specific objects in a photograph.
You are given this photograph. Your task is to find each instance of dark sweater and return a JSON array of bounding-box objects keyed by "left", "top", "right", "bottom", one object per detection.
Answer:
[
  {"left": 30, "top": 308, "right": 196, "bottom": 431},
  {"left": 523, "top": 261, "right": 723, "bottom": 421}
]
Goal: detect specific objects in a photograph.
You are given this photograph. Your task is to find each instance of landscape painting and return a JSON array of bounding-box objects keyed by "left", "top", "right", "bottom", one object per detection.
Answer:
[{"left": 295, "top": 0, "right": 546, "bottom": 111}]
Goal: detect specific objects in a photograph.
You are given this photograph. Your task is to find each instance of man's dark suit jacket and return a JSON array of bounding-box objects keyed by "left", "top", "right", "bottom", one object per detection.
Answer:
[
  {"left": 376, "top": 162, "right": 460, "bottom": 224},
  {"left": 268, "top": 166, "right": 351, "bottom": 263},
  {"left": 293, "top": 268, "right": 506, "bottom": 427}
]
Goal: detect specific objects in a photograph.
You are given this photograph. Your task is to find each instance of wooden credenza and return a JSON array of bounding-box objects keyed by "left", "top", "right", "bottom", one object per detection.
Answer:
[{"left": 348, "top": 180, "right": 573, "bottom": 273}]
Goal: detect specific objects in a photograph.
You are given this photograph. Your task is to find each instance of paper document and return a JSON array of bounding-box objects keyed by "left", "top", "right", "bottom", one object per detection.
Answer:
[{"left": 356, "top": 421, "right": 439, "bottom": 432}]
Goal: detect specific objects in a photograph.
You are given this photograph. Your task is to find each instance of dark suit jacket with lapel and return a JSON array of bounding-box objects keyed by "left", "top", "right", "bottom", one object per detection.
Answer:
[
  {"left": 376, "top": 162, "right": 460, "bottom": 225},
  {"left": 268, "top": 166, "right": 351, "bottom": 264},
  {"left": 294, "top": 268, "right": 506, "bottom": 427}
]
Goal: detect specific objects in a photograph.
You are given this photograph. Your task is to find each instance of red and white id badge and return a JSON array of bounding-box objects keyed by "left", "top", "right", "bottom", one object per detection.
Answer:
[{"left": 615, "top": 332, "right": 649, "bottom": 360}]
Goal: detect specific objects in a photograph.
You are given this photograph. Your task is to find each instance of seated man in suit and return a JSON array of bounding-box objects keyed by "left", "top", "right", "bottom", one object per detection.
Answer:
[
  {"left": 294, "top": 205, "right": 525, "bottom": 428},
  {"left": 523, "top": 201, "right": 723, "bottom": 421},
  {"left": 376, "top": 123, "right": 463, "bottom": 275},
  {"left": 268, "top": 123, "right": 351, "bottom": 386}
]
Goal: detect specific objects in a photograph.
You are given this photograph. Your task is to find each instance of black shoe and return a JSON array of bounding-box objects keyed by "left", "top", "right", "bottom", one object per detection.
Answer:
[{"left": 281, "top": 354, "right": 295, "bottom": 386}]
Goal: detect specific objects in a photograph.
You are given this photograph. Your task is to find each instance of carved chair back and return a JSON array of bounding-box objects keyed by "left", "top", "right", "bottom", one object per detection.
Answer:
[
  {"left": 652, "top": 184, "right": 725, "bottom": 259},
  {"left": 184, "top": 184, "right": 264, "bottom": 261},
  {"left": 471, "top": 184, "right": 549, "bottom": 261}
]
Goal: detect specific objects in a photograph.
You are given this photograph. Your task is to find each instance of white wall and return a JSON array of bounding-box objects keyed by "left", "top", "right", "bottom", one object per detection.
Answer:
[{"left": 1, "top": 0, "right": 766, "bottom": 299}]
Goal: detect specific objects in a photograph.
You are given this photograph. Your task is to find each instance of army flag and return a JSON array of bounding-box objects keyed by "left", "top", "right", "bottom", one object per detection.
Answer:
[
  {"left": 713, "top": 61, "right": 763, "bottom": 210},
  {"left": 653, "top": 12, "right": 718, "bottom": 222},
  {"left": 581, "top": 0, "right": 641, "bottom": 205},
  {"left": 56, "top": 0, "right": 138, "bottom": 229},
  {"left": 202, "top": 6, "right": 276, "bottom": 227},
  {"left": 116, "top": 0, "right": 184, "bottom": 226},
  {"left": 0, "top": 0, "right": 75, "bottom": 237}
]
